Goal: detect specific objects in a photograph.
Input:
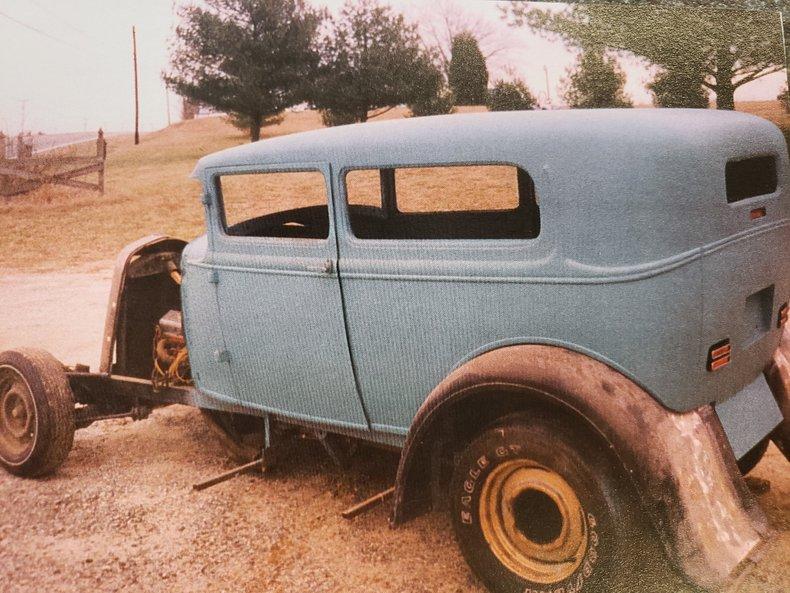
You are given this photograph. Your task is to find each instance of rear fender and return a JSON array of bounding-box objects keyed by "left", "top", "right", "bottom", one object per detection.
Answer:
[{"left": 392, "top": 345, "right": 770, "bottom": 591}]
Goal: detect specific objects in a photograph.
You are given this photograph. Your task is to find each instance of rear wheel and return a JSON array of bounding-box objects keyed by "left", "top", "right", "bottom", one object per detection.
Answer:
[
  {"left": 0, "top": 349, "right": 75, "bottom": 477},
  {"left": 450, "top": 413, "right": 638, "bottom": 593}
]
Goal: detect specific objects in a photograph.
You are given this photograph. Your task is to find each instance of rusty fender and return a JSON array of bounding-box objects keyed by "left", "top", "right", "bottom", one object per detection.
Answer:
[
  {"left": 100, "top": 234, "right": 186, "bottom": 374},
  {"left": 391, "top": 345, "right": 770, "bottom": 592},
  {"left": 765, "top": 326, "right": 790, "bottom": 458}
]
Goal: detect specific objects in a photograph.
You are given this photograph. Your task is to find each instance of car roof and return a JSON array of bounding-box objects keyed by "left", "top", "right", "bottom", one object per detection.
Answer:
[{"left": 191, "top": 108, "right": 782, "bottom": 178}]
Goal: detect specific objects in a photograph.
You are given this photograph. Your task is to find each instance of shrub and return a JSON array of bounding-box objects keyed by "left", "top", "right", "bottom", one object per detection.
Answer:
[
  {"left": 487, "top": 80, "right": 537, "bottom": 112},
  {"left": 319, "top": 109, "right": 359, "bottom": 128},
  {"left": 779, "top": 86, "right": 790, "bottom": 114},
  {"left": 408, "top": 89, "right": 455, "bottom": 117},
  {"left": 563, "top": 50, "right": 632, "bottom": 109}
]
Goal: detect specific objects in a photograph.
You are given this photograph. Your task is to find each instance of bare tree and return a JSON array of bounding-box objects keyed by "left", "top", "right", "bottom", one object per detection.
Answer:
[{"left": 419, "top": 0, "right": 512, "bottom": 76}]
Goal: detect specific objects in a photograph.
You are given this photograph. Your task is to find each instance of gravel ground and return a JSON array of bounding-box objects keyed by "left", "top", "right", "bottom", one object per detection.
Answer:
[{"left": 0, "top": 271, "right": 788, "bottom": 593}]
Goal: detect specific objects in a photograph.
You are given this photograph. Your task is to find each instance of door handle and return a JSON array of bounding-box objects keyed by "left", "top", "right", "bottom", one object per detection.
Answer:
[{"left": 305, "top": 259, "right": 334, "bottom": 275}]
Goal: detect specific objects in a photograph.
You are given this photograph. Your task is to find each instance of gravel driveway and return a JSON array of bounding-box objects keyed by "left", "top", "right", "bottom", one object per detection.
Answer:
[{"left": 0, "top": 270, "right": 787, "bottom": 592}]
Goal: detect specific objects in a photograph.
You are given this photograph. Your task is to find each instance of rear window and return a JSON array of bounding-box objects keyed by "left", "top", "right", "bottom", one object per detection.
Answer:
[
  {"left": 726, "top": 156, "right": 777, "bottom": 203},
  {"left": 344, "top": 164, "right": 540, "bottom": 240}
]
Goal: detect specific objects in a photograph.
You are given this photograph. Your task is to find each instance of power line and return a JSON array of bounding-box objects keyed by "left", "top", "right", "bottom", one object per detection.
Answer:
[
  {"left": 0, "top": 9, "right": 85, "bottom": 52},
  {"left": 26, "top": 0, "right": 95, "bottom": 41}
]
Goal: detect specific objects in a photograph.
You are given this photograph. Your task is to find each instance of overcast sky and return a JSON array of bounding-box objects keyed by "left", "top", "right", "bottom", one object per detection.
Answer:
[{"left": 0, "top": 0, "right": 786, "bottom": 135}]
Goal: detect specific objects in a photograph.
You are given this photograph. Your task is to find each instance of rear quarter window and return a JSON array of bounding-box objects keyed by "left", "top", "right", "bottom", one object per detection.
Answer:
[{"left": 726, "top": 156, "right": 777, "bottom": 203}]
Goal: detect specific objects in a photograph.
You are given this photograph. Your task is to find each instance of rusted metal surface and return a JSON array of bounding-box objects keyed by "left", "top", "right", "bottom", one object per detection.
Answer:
[
  {"left": 0, "top": 365, "right": 37, "bottom": 465},
  {"left": 70, "top": 372, "right": 198, "bottom": 409},
  {"left": 192, "top": 458, "right": 266, "bottom": 492},
  {"left": 391, "top": 345, "right": 770, "bottom": 591},
  {"left": 99, "top": 235, "right": 186, "bottom": 375},
  {"left": 200, "top": 410, "right": 268, "bottom": 464},
  {"left": 152, "top": 310, "right": 192, "bottom": 390},
  {"left": 73, "top": 405, "right": 150, "bottom": 430},
  {"left": 341, "top": 486, "right": 395, "bottom": 520},
  {"left": 765, "top": 325, "right": 790, "bottom": 458}
]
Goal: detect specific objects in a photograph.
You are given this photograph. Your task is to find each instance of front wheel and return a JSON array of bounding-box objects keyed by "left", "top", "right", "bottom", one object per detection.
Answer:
[
  {"left": 450, "top": 413, "right": 638, "bottom": 593},
  {"left": 0, "top": 348, "right": 75, "bottom": 477}
]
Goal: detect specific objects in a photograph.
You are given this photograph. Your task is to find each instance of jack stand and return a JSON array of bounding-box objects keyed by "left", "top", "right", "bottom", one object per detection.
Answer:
[
  {"left": 193, "top": 414, "right": 274, "bottom": 491},
  {"left": 341, "top": 486, "right": 396, "bottom": 519},
  {"left": 315, "top": 430, "right": 348, "bottom": 468},
  {"left": 192, "top": 457, "right": 266, "bottom": 491}
]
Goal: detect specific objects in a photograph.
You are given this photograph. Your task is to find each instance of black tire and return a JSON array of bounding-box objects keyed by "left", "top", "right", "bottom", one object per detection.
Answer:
[
  {"left": 201, "top": 409, "right": 265, "bottom": 463},
  {"left": 0, "top": 348, "right": 75, "bottom": 477},
  {"left": 450, "top": 412, "right": 635, "bottom": 593},
  {"left": 737, "top": 438, "right": 769, "bottom": 475}
]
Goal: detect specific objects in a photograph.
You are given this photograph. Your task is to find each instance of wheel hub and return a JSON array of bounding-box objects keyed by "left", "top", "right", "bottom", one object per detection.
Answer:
[
  {"left": 0, "top": 367, "right": 36, "bottom": 463},
  {"left": 479, "top": 459, "right": 588, "bottom": 585}
]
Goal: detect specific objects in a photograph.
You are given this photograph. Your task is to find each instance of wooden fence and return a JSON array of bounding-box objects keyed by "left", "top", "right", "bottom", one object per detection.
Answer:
[{"left": 0, "top": 130, "right": 106, "bottom": 197}]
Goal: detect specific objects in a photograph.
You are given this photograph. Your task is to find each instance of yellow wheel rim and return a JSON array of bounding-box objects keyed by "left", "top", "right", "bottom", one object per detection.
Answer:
[{"left": 479, "top": 459, "right": 588, "bottom": 585}]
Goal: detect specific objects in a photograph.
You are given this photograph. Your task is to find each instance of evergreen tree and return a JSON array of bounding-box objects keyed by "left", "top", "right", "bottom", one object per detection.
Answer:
[
  {"left": 487, "top": 80, "right": 537, "bottom": 111},
  {"left": 165, "top": 0, "right": 324, "bottom": 142},
  {"left": 563, "top": 50, "right": 633, "bottom": 108},
  {"left": 313, "top": 0, "right": 444, "bottom": 125},
  {"left": 448, "top": 32, "right": 489, "bottom": 105}
]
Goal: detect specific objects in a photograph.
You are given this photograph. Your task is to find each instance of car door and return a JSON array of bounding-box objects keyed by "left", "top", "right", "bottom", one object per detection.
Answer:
[
  {"left": 336, "top": 162, "right": 554, "bottom": 435},
  {"left": 206, "top": 163, "right": 369, "bottom": 430}
]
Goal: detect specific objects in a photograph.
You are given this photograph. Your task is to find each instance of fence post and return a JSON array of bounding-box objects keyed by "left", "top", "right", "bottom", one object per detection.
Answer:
[{"left": 97, "top": 128, "right": 106, "bottom": 195}]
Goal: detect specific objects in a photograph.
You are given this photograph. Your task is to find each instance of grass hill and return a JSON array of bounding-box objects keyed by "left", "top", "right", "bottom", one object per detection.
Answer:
[{"left": 0, "top": 103, "right": 787, "bottom": 272}]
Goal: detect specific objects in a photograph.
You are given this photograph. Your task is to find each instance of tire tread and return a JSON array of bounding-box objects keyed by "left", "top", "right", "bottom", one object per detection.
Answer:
[{"left": 0, "top": 348, "right": 75, "bottom": 477}]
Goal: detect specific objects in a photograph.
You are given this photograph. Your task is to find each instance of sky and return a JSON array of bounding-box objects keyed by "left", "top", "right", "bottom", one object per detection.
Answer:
[{"left": 0, "top": 0, "right": 787, "bottom": 135}]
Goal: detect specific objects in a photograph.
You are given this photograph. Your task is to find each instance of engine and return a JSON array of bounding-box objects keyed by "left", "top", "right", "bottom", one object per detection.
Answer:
[{"left": 152, "top": 309, "right": 192, "bottom": 388}]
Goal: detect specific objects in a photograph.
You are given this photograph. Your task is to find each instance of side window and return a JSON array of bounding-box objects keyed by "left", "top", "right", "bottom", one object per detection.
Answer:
[
  {"left": 725, "top": 156, "right": 777, "bottom": 203},
  {"left": 344, "top": 164, "right": 540, "bottom": 240},
  {"left": 217, "top": 170, "right": 329, "bottom": 239}
]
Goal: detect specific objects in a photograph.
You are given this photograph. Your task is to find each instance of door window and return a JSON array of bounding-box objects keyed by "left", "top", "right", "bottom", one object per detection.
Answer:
[
  {"left": 344, "top": 164, "right": 540, "bottom": 240},
  {"left": 217, "top": 170, "right": 329, "bottom": 239}
]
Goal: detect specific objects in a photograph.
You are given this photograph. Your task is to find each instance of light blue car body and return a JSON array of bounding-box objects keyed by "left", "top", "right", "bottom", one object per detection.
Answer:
[{"left": 181, "top": 109, "right": 788, "bottom": 455}]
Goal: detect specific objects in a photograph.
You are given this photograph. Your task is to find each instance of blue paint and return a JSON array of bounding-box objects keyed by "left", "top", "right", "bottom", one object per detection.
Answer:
[
  {"left": 716, "top": 374, "right": 782, "bottom": 458},
  {"left": 181, "top": 109, "right": 789, "bottom": 452}
]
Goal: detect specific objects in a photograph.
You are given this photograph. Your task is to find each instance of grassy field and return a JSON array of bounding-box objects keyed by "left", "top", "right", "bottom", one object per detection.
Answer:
[{"left": 0, "top": 102, "right": 787, "bottom": 272}]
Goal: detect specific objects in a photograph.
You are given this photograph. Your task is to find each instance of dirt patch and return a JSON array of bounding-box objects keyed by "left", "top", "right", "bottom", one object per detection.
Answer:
[
  {"left": 0, "top": 267, "right": 112, "bottom": 369},
  {"left": 0, "top": 271, "right": 787, "bottom": 592}
]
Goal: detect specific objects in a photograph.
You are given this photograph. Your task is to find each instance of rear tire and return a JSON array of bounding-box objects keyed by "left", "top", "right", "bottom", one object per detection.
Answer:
[
  {"left": 450, "top": 412, "right": 638, "bottom": 593},
  {"left": 0, "top": 348, "right": 75, "bottom": 477}
]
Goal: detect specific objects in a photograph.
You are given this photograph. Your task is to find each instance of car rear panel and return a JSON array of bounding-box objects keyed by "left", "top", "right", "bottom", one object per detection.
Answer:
[
  {"left": 702, "top": 221, "right": 790, "bottom": 400},
  {"left": 699, "top": 128, "right": 790, "bottom": 416}
]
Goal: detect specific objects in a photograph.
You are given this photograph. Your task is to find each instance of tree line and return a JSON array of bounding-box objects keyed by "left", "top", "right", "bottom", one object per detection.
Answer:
[{"left": 164, "top": 0, "right": 787, "bottom": 142}]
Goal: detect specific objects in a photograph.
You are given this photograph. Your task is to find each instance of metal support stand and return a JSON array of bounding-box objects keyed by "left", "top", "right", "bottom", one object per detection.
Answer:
[
  {"left": 341, "top": 486, "right": 396, "bottom": 519},
  {"left": 192, "top": 413, "right": 274, "bottom": 492},
  {"left": 315, "top": 430, "right": 349, "bottom": 468},
  {"left": 192, "top": 458, "right": 266, "bottom": 491}
]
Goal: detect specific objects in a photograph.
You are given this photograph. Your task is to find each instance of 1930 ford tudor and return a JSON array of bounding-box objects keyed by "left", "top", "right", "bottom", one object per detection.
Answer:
[{"left": 1, "top": 109, "right": 789, "bottom": 593}]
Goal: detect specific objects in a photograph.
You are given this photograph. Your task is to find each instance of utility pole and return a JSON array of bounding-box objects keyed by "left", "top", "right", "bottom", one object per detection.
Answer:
[
  {"left": 165, "top": 85, "right": 171, "bottom": 127},
  {"left": 543, "top": 66, "right": 551, "bottom": 109},
  {"left": 19, "top": 99, "right": 27, "bottom": 134},
  {"left": 132, "top": 25, "right": 140, "bottom": 145}
]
